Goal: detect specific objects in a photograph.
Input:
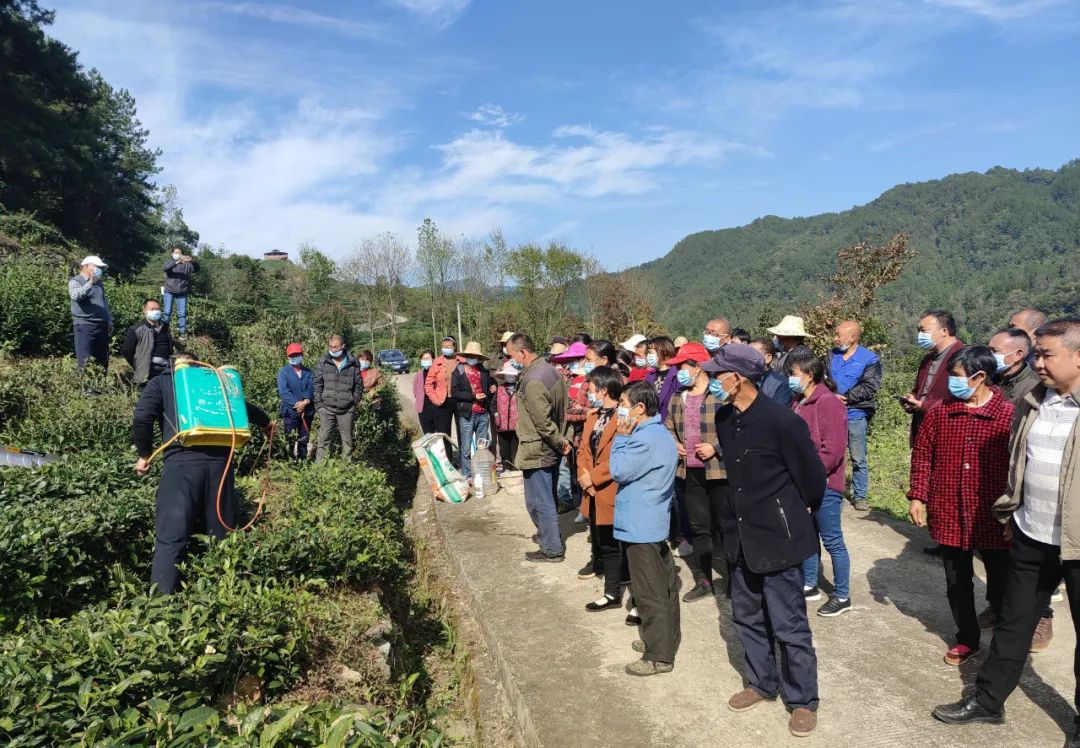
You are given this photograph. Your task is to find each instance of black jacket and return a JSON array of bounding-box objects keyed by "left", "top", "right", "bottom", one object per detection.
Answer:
[
  {"left": 133, "top": 368, "right": 269, "bottom": 461},
  {"left": 450, "top": 363, "right": 493, "bottom": 419},
  {"left": 163, "top": 257, "right": 198, "bottom": 295},
  {"left": 716, "top": 391, "right": 826, "bottom": 574},
  {"left": 843, "top": 360, "right": 882, "bottom": 414},
  {"left": 313, "top": 353, "right": 362, "bottom": 414}
]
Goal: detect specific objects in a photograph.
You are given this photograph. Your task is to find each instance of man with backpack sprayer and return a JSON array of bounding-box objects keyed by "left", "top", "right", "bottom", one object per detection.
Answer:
[{"left": 133, "top": 352, "right": 271, "bottom": 594}]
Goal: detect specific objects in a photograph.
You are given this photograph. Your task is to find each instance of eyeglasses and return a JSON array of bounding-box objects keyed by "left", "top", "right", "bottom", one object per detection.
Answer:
[{"left": 703, "top": 330, "right": 731, "bottom": 339}]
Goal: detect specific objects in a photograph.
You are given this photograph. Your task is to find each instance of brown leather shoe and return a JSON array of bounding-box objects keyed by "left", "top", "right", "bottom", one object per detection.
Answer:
[
  {"left": 727, "top": 687, "right": 775, "bottom": 712},
  {"left": 789, "top": 708, "right": 817, "bottom": 737},
  {"left": 1031, "top": 616, "right": 1053, "bottom": 653}
]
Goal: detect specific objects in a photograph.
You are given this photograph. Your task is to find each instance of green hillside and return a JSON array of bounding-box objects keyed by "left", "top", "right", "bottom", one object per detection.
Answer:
[{"left": 639, "top": 161, "right": 1080, "bottom": 344}]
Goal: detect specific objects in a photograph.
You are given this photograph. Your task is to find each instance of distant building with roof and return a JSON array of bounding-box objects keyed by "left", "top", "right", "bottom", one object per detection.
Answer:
[{"left": 263, "top": 249, "right": 289, "bottom": 261}]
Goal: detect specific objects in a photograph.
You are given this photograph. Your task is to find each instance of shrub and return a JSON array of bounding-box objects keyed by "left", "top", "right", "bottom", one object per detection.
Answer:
[{"left": 0, "top": 255, "right": 72, "bottom": 355}]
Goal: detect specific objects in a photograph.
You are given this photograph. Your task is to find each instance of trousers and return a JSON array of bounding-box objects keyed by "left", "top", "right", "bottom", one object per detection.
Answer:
[
  {"left": 316, "top": 408, "right": 354, "bottom": 462},
  {"left": 524, "top": 464, "right": 563, "bottom": 556},
  {"left": 626, "top": 541, "right": 681, "bottom": 664},
  {"left": 683, "top": 468, "right": 728, "bottom": 585}
]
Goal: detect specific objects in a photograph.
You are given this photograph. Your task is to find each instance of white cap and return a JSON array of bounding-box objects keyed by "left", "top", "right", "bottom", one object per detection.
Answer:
[
  {"left": 619, "top": 333, "right": 647, "bottom": 352},
  {"left": 80, "top": 255, "right": 108, "bottom": 268}
]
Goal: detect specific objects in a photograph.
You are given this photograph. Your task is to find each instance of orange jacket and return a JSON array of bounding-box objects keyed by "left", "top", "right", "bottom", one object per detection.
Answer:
[
  {"left": 424, "top": 354, "right": 459, "bottom": 406},
  {"left": 577, "top": 411, "right": 619, "bottom": 526}
]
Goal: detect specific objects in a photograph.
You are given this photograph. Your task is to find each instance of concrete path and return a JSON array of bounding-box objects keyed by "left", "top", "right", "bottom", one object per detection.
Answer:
[{"left": 398, "top": 375, "right": 1076, "bottom": 747}]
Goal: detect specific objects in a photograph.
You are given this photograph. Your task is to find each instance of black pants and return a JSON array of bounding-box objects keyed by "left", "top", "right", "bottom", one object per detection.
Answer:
[
  {"left": 589, "top": 514, "right": 627, "bottom": 599},
  {"left": 419, "top": 405, "right": 439, "bottom": 435},
  {"left": 625, "top": 541, "right": 681, "bottom": 664},
  {"left": 731, "top": 561, "right": 819, "bottom": 711},
  {"left": 941, "top": 545, "right": 1009, "bottom": 649},
  {"left": 151, "top": 456, "right": 235, "bottom": 594},
  {"left": 282, "top": 408, "right": 312, "bottom": 460},
  {"left": 431, "top": 402, "right": 455, "bottom": 461},
  {"left": 669, "top": 477, "right": 692, "bottom": 543},
  {"left": 497, "top": 430, "right": 518, "bottom": 470},
  {"left": 977, "top": 525, "right": 1080, "bottom": 713},
  {"left": 684, "top": 469, "right": 728, "bottom": 585}
]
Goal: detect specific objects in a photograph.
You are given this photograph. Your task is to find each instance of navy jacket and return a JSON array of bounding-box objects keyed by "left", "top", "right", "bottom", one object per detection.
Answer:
[
  {"left": 277, "top": 364, "right": 315, "bottom": 418},
  {"left": 716, "top": 392, "right": 826, "bottom": 574},
  {"left": 758, "top": 368, "right": 794, "bottom": 408}
]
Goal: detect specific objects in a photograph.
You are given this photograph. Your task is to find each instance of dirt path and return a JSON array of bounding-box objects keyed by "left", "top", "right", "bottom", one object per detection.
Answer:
[{"left": 398, "top": 374, "right": 1076, "bottom": 747}]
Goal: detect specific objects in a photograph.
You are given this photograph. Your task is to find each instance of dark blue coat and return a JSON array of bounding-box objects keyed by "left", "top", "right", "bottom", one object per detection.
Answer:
[{"left": 277, "top": 364, "right": 315, "bottom": 418}]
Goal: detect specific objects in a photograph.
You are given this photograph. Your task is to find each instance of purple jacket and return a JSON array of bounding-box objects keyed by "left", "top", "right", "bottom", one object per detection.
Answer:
[
  {"left": 413, "top": 369, "right": 427, "bottom": 414},
  {"left": 792, "top": 385, "right": 848, "bottom": 493},
  {"left": 657, "top": 367, "right": 680, "bottom": 422}
]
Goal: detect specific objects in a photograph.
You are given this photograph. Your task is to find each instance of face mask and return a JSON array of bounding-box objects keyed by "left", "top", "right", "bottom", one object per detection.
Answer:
[
  {"left": 635, "top": 357, "right": 648, "bottom": 368},
  {"left": 146, "top": 309, "right": 162, "bottom": 322},
  {"left": 703, "top": 334, "right": 721, "bottom": 352},
  {"left": 948, "top": 375, "right": 976, "bottom": 401},
  {"left": 360, "top": 360, "right": 371, "bottom": 371},
  {"left": 330, "top": 349, "right": 344, "bottom": 358},
  {"left": 709, "top": 377, "right": 730, "bottom": 403},
  {"left": 442, "top": 347, "right": 454, "bottom": 357},
  {"left": 836, "top": 343, "right": 851, "bottom": 353},
  {"left": 587, "top": 392, "right": 602, "bottom": 408},
  {"left": 993, "top": 353, "right": 1010, "bottom": 373},
  {"left": 646, "top": 353, "right": 659, "bottom": 368},
  {"left": 510, "top": 360, "right": 524, "bottom": 371},
  {"left": 772, "top": 337, "right": 782, "bottom": 352},
  {"left": 421, "top": 359, "right": 433, "bottom": 369},
  {"left": 92, "top": 267, "right": 103, "bottom": 278},
  {"left": 502, "top": 346, "right": 508, "bottom": 356},
  {"left": 676, "top": 369, "right": 695, "bottom": 388},
  {"left": 616, "top": 406, "right": 631, "bottom": 420},
  {"left": 465, "top": 357, "right": 479, "bottom": 367},
  {"left": 288, "top": 355, "right": 303, "bottom": 366},
  {"left": 583, "top": 362, "right": 596, "bottom": 375},
  {"left": 917, "top": 330, "right": 936, "bottom": 350},
  {"left": 788, "top": 375, "right": 807, "bottom": 395},
  {"left": 172, "top": 253, "right": 181, "bottom": 261}
]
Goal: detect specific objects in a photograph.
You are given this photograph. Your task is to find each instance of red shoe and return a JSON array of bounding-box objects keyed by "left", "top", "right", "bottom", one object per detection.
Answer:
[{"left": 944, "top": 644, "right": 979, "bottom": 666}]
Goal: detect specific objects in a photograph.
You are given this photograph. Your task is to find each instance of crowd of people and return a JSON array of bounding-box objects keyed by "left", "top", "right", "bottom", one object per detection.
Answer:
[
  {"left": 411, "top": 309, "right": 1080, "bottom": 742},
  {"left": 69, "top": 253, "right": 1080, "bottom": 741}
]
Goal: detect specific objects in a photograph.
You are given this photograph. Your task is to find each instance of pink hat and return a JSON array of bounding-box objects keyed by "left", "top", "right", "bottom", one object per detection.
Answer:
[
  {"left": 494, "top": 360, "right": 520, "bottom": 380},
  {"left": 551, "top": 341, "right": 588, "bottom": 362}
]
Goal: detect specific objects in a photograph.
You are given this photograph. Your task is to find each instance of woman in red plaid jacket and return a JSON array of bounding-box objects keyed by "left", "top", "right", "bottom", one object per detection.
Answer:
[{"left": 908, "top": 346, "right": 1015, "bottom": 667}]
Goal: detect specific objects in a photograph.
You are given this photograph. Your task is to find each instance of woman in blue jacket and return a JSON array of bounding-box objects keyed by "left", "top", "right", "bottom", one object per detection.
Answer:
[
  {"left": 611, "top": 381, "right": 680, "bottom": 678},
  {"left": 277, "top": 342, "right": 315, "bottom": 460}
]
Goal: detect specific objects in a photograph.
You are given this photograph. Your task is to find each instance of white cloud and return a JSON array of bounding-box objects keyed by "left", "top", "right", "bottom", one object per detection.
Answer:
[
  {"left": 467, "top": 103, "right": 524, "bottom": 128},
  {"left": 388, "top": 0, "right": 471, "bottom": 28},
  {"left": 199, "top": 3, "right": 387, "bottom": 39},
  {"left": 923, "top": 0, "right": 1066, "bottom": 20}
]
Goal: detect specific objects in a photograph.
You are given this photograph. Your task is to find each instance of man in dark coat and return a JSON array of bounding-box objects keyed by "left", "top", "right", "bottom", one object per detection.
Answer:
[
  {"left": 313, "top": 334, "right": 362, "bottom": 462},
  {"left": 704, "top": 343, "right": 826, "bottom": 738},
  {"left": 162, "top": 248, "right": 198, "bottom": 341}
]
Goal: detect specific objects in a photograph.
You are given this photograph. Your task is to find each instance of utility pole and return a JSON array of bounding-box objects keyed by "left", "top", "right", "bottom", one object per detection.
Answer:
[{"left": 456, "top": 301, "right": 463, "bottom": 346}]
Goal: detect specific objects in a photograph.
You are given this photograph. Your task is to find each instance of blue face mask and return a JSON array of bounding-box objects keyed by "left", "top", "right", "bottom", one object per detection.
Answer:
[
  {"left": 788, "top": 375, "right": 806, "bottom": 395},
  {"left": 917, "top": 330, "right": 936, "bottom": 350},
  {"left": 288, "top": 355, "right": 303, "bottom": 366},
  {"left": 465, "top": 357, "right": 479, "bottom": 367},
  {"left": 676, "top": 369, "right": 695, "bottom": 388},
  {"left": 92, "top": 267, "right": 103, "bottom": 278},
  {"left": 635, "top": 357, "right": 648, "bottom": 368},
  {"left": 703, "top": 334, "right": 721, "bottom": 352},
  {"left": 587, "top": 392, "right": 602, "bottom": 408},
  {"left": 708, "top": 377, "right": 729, "bottom": 402},
  {"left": 583, "top": 362, "right": 596, "bottom": 375},
  {"left": 421, "top": 359, "right": 433, "bottom": 369},
  {"left": 836, "top": 343, "right": 851, "bottom": 354},
  {"left": 993, "top": 353, "right": 1010, "bottom": 373},
  {"left": 441, "top": 347, "right": 455, "bottom": 357},
  {"left": 360, "top": 360, "right": 371, "bottom": 371},
  {"left": 510, "top": 360, "right": 524, "bottom": 371},
  {"left": 646, "top": 353, "right": 659, "bottom": 368},
  {"left": 948, "top": 375, "right": 976, "bottom": 400},
  {"left": 330, "top": 349, "right": 344, "bottom": 358},
  {"left": 616, "top": 406, "right": 630, "bottom": 419},
  {"left": 146, "top": 309, "right": 162, "bottom": 322}
]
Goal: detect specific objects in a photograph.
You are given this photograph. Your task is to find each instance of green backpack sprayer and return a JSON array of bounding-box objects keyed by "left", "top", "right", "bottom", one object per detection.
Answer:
[{"left": 145, "top": 358, "right": 276, "bottom": 532}]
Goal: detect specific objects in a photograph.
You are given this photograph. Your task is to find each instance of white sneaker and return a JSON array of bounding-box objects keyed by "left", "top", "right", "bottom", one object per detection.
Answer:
[
  {"left": 803, "top": 586, "right": 823, "bottom": 602},
  {"left": 1052, "top": 587, "right": 1064, "bottom": 603}
]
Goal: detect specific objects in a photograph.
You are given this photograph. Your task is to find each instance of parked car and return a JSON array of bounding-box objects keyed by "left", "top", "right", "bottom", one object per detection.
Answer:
[{"left": 376, "top": 349, "right": 410, "bottom": 373}]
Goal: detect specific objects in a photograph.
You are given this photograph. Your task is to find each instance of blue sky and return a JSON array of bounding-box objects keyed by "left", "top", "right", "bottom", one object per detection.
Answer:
[{"left": 47, "top": 0, "right": 1080, "bottom": 269}]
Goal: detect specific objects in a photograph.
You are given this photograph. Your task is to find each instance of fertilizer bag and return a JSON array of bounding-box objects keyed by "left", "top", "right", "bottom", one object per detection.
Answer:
[{"left": 411, "top": 432, "right": 470, "bottom": 504}]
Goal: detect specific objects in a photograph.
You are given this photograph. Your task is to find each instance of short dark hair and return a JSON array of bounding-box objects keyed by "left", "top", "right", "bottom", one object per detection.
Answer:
[
  {"left": 992, "top": 327, "right": 1032, "bottom": 353},
  {"left": 614, "top": 349, "right": 634, "bottom": 378},
  {"left": 921, "top": 309, "right": 957, "bottom": 336},
  {"left": 420, "top": 349, "right": 435, "bottom": 359},
  {"left": 749, "top": 336, "right": 774, "bottom": 352},
  {"left": 573, "top": 332, "right": 593, "bottom": 346},
  {"left": 1035, "top": 317, "right": 1080, "bottom": 352},
  {"left": 358, "top": 349, "right": 374, "bottom": 362},
  {"left": 587, "top": 365, "right": 623, "bottom": 400},
  {"left": 949, "top": 345, "right": 997, "bottom": 379},
  {"left": 509, "top": 333, "right": 535, "bottom": 353},
  {"left": 588, "top": 339, "right": 617, "bottom": 366},
  {"left": 441, "top": 336, "right": 456, "bottom": 346},
  {"left": 142, "top": 297, "right": 159, "bottom": 307},
  {"left": 731, "top": 327, "right": 751, "bottom": 344},
  {"left": 623, "top": 381, "right": 659, "bottom": 416},
  {"left": 648, "top": 336, "right": 676, "bottom": 364},
  {"left": 783, "top": 347, "right": 836, "bottom": 390}
]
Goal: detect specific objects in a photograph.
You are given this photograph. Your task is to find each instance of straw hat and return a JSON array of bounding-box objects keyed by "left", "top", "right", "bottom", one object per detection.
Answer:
[
  {"left": 549, "top": 342, "right": 568, "bottom": 356},
  {"left": 767, "top": 315, "right": 811, "bottom": 338},
  {"left": 461, "top": 341, "right": 488, "bottom": 359},
  {"left": 673, "top": 335, "right": 688, "bottom": 348},
  {"left": 551, "top": 341, "right": 588, "bottom": 362},
  {"left": 619, "top": 333, "right": 647, "bottom": 352},
  {"left": 499, "top": 330, "right": 516, "bottom": 343}
]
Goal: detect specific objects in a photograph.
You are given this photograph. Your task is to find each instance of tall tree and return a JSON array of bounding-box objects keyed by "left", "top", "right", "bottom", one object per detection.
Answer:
[
  {"left": 367, "top": 231, "right": 412, "bottom": 348},
  {"left": 415, "top": 218, "right": 457, "bottom": 346},
  {"left": 505, "top": 240, "right": 587, "bottom": 343}
]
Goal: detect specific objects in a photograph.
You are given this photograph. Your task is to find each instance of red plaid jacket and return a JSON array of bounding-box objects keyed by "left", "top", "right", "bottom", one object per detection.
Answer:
[{"left": 907, "top": 391, "right": 1014, "bottom": 550}]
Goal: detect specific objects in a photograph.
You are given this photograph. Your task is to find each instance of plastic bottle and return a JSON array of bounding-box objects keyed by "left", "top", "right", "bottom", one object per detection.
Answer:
[{"left": 472, "top": 439, "right": 496, "bottom": 498}]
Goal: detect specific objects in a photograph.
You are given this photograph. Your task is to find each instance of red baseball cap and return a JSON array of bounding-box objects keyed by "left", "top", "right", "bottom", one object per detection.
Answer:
[
  {"left": 286, "top": 343, "right": 303, "bottom": 356},
  {"left": 665, "top": 341, "right": 711, "bottom": 367}
]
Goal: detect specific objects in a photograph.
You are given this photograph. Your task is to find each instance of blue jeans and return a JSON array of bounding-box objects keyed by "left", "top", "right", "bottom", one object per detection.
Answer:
[
  {"left": 557, "top": 449, "right": 581, "bottom": 508},
  {"left": 456, "top": 411, "right": 489, "bottom": 479},
  {"left": 524, "top": 464, "right": 563, "bottom": 556},
  {"left": 73, "top": 322, "right": 110, "bottom": 369},
  {"left": 847, "top": 417, "right": 869, "bottom": 501},
  {"left": 802, "top": 488, "right": 851, "bottom": 599},
  {"left": 163, "top": 292, "right": 188, "bottom": 335}
]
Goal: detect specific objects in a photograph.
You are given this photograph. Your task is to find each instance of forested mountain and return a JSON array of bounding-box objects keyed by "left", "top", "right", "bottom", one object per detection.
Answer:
[{"left": 639, "top": 161, "right": 1080, "bottom": 344}]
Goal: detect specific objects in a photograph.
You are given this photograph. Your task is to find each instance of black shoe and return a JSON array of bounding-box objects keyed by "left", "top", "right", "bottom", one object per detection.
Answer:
[
  {"left": 682, "top": 581, "right": 713, "bottom": 603},
  {"left": 524, "top": 550, "right": 564, "bottom": 563},
  {"left": 625, "top": 606, "right": 642, "bottom": 626},
  {"left": 578, "top": 562, "right": 596, "bottom": 578},
  {"left": 817, "top": 596, "right": 853, "bottom": 617},
  {"left": 557, "top": 503, "right": 575, "bottom": 514},
  {"left": 585, "top": 595, "right": 622, "bottom": 612},
  {"left": 1069, "top": 723, "right": 1080, "bottom": 748},
  {"left": 931, "top": 695, "right": 1004, "bottom": 725}
]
